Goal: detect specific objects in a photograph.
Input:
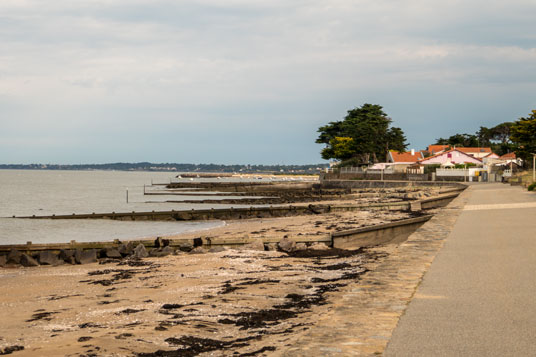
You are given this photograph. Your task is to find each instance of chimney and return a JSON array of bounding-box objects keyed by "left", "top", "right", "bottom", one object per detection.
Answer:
[{"left": 411, "top": 149, "right": 415, "bottom": 156}]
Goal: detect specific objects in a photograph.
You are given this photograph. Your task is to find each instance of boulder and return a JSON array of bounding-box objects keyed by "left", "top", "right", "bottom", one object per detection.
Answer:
[
  {"left": 20, "top": 254, "right": 39, "bottom": 267},
  {"left": 75, "top": 249, "right": 97, "bottom": 265},
  {"left": 177, "top": 241, "right": 194, "bottom": 252},
  {"left": 133, "top": 244, "right": 148, "bottom": 259},
  {"left": 102, "top": 248, "right": 122, "bottom": 259},
  {"left": 309, "top": 242, "right": 329, "bottom": 250},
  {"left": 38, "top": 251, "right": 62, "bottom": 266},
  {"left": 189, "top": 246, "right": 206, "bottom": 254},
  {"left": 241, "top": 240, "right": 265, "bottom": 251},
  {"left": 265, "top": 243, "right": 278, "bottom": 251},
  {"left": 7, "top": 249, "right": 22, "bottom": 265},
  {"left": 149, "top": 246, "right": 174, "bottom": 257},
  {"left": 295, "top": 243, "right": 307, "bottom": 251},
  {"left": 59, "top": 249, "right": 76, "bottom": 264},
  {"left": 278, "top": 237, "right": 296, "bottom": 253},
  {"left": 209, "top": 246, "right": 226, "bottom": 253},
  {"left": 118, "top": 242, "right": 134, "bottom": 257}
]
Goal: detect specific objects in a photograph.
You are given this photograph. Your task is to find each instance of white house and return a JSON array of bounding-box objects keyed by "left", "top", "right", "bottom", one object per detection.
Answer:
[{"left": 418, "top": 148, "right": 483, "bottom": 166}]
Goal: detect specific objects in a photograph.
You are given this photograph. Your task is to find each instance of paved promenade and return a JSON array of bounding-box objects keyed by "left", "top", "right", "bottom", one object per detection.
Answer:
[{"left": 386, "top": 183, "right": 536, "bottom": 356}]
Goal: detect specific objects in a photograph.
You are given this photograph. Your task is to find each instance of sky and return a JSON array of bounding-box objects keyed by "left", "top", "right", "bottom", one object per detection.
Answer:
[{"left": 1, "top": 0, "right": 535, "bottom": 165}]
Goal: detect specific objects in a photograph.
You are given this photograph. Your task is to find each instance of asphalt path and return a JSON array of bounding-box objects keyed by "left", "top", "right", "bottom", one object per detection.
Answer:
[{"left": 386, "top": 183, "right": 536, "bottom": 356}]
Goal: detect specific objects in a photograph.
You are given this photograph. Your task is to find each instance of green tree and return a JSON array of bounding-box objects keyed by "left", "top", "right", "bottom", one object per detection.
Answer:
[
  {"left": 511, "top": 110, "right": 536, "bottom": 165},
  {"left": 434, "top": 133, "right": 479, "bottom": 147},
  {"left": 316, "top": 104, "right": 408, "bottom": 164}
]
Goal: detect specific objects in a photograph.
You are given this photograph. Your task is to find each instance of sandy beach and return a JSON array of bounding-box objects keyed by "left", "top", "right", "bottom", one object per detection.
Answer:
[{"left": 0, "top": 206, "right": 417, "bottom": 356}]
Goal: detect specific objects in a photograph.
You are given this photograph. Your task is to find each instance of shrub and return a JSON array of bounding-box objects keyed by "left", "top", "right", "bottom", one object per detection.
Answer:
[
  {"left": 424, "top": 164, "right": 441, "bottom": 174},
  {"left": 528, "top": 182, "right": 536, "bottom": 191}
]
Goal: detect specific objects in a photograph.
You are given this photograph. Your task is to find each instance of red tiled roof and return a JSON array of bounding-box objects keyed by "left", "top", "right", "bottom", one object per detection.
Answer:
[
  {"left": 499, "top": 152, "right": 516, "bottom": 159},
  {"left": 427, "top": 145, "right": 449, "bottom": 154},
  {"left": 456, "top": 147, "right": 492, "bottom": 154},
  {"left": 389, "top": 150, "right": 422, "bottom": 163}
]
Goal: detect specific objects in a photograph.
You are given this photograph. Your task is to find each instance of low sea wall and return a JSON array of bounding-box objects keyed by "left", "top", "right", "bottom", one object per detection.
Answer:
[{"left": 320, "top": 179, "right": 467, "bottom": 190}]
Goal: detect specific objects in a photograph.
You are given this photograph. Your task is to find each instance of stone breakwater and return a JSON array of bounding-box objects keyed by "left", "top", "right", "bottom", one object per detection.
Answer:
[{"left": 0, "top": 235, "right": 332, "bottom": 269}]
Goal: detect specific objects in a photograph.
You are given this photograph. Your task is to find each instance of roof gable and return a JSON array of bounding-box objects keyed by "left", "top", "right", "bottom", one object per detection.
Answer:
[
  {"left": 427, "top": 145, "right": 449, "bottom": 154},
  {"left": 388, "top": 150, "right": 423, "bottom": 163},
  {"left": 418, "top": 148, "right": 483, "bottom": 165},
  {"left": 499, "top": 152, "right": 516, "bottom": 159}
]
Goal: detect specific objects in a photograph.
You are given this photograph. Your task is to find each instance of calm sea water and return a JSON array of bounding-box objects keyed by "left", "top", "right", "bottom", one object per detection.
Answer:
[{"left": 0, "top": 170, "right": 267, "bottom": 245}]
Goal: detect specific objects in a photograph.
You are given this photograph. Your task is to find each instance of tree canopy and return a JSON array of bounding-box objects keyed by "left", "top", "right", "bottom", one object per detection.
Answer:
[
  {"left": 434, "top": 121, "right": 515, "bottom": 156},
  {"left": 511, "top": 110, "right": 536, "bottom": 163},
  {"left": 316, "top": 104, "right": 408, "bottom": 164}
]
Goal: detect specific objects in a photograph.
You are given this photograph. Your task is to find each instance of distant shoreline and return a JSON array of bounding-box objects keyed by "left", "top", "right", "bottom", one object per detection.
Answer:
[{"left": 0, "top": 162, "right": 328, "bottom": 175}]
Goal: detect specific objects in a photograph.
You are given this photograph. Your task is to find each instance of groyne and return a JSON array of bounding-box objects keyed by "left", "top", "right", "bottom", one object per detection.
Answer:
[{"left": 13, "top": 192, "right": 459, "bottom": 222}]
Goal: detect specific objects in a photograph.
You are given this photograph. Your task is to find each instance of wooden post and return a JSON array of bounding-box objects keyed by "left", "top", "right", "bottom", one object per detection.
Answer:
[{"left": 126, "top": 188, "right": 129, "bottom": 203}]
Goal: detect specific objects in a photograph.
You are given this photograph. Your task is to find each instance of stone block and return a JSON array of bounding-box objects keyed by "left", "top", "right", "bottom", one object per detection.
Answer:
[
  {"left": 149, "top": 246, "right": 174, "bottom": 257},
  {"left": 103, "top": 248, "right": 122, "bottom": 259},
  {"left": 7, "top": 249, "right": 22, "bottom": 265},
  {"left": 133, "top": 244, "right": 148, "bottom": 259},
  {"left": 38, "top": 251, "right": 62, "bottom": 266},
  {"left": 189, "top": 246, "right": 206, "bottom": 254},
  {"left": 278, "top": 237, "right": 296, "bottom": 253},
  {"left": 76, "top": 249, "right": 97, "bottom": 264},
  {"left": 119, "top": 242, "right": 134, "bottom": 257},
  {"left": 20, "top": 254, "right": 39, "bottom": 267},
  {"left": 59, "top": 249, "right": 76, "bottom": 264}
]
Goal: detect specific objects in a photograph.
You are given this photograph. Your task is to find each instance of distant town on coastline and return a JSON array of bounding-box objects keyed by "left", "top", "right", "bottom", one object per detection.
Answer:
[{"left": 0, "top": 162, "right": 329, "bottom": 174}]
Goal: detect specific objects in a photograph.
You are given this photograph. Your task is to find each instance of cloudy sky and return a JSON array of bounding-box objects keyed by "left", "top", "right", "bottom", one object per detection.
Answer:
[{"left": 1, "top": 0, "right": 535, "bottom": 164}]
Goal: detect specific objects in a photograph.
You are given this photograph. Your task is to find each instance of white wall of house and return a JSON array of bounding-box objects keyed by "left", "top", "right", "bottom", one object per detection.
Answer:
[{"left": 420, "top": 150, "right": 482, "bottom": 165}]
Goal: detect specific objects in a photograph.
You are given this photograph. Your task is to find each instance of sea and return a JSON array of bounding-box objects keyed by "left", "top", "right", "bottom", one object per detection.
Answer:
[{"left": 0, "top": 170, "right": 296, "bottom": 245}]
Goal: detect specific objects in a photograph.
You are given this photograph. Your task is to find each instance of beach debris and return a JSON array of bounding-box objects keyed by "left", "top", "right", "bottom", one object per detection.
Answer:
[
  {"left": 0, "top": 345, "right": 24, "bottom": 355},
  {"left": 26, "top": 311, "right": 58, "bottom": 322},
  {"left": 137, "top": 335, "right": 258, "bottom": 357},
  {"left": 38, "top": 251, "right": 63, "bottom": 266},
  {"left": 133, "top": 244, "right": 149, "bottom": 259},
  {"left": 278, "top": 237, "right": 296, "bottom": 253},
  {"left": 20, "top": 254, "right": 39, "bottom": 267}
]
